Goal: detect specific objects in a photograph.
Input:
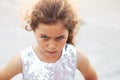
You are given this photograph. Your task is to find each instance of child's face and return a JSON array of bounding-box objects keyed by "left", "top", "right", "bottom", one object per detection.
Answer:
[{"left": 33, "top": 21, "right": 68, "bottom": 59}]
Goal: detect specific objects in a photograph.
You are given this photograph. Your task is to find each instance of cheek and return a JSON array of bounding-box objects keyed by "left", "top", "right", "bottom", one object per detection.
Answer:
[
  {"left": 58, "top": 40, "right": 67, "bottom": 49},
  {"left": 37, "top": 42, "right": 47, "bottom": 52}
]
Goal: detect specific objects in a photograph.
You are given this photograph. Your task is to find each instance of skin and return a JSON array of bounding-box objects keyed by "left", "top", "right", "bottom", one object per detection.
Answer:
[
  {"left": 0, "top": 21, "right": 97, "bottom": 80},
  {"left": 33, "top": 21, "right": 69, "bottom": 63}
]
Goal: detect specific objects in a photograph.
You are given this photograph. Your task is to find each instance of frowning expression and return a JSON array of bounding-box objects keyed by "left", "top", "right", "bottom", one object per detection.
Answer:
[{"left": 33, "top": 21, "right": 68, "bottom": 59}]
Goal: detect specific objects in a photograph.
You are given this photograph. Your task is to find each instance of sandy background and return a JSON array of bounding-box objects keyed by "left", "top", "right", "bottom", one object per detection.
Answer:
[{"left": 0, "top": 0, "right": 120, "bottom": 80}]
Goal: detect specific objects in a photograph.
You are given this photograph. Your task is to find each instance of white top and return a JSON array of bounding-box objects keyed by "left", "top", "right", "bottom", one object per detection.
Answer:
[{"left": 21, "top": 44, "right": 77, "bottom": 80}]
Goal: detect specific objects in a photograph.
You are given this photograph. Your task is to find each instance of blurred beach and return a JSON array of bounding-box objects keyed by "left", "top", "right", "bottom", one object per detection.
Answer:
[{"left": 0, "top": 0, "right": 120, "bottom": 80}]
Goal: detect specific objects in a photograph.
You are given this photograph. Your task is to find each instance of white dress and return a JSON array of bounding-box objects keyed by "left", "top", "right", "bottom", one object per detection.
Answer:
[{"left": 21, "top": 44, "right": 77, "bottom": 80}]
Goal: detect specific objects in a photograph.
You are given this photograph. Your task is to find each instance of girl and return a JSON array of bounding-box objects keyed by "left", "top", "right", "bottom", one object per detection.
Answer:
[{"left": 0, "top": 0, "right": 97, "bottom": 80}]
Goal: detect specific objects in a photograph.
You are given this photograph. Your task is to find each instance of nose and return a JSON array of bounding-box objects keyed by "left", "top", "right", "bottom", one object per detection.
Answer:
[{"left": 47, "top": 40, "right": 57, "bottom": 50}]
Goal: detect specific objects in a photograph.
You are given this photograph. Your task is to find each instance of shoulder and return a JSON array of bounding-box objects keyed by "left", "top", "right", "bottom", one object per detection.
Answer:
[
  {"left": 76, "top": 48, "right": 98, "bottom": 80},
  {"left": 76, "top": 48, "right": 90, "bottom": 69},
  {"left": 64, "top": 45, "right": 89, "bottom": 70},
  {"left": 0, "top": 53, "right": 22, "bottom": 79},
  {"left": 65, "top": 44, "right": 76, "bottom": 51},
  {"left": 65, "top": 45, "right": 88, "bottom": 65},
  {"left": 5, "top": 53, "right": 22, "bottom": 73},
  {"left": 20, "top": 46, "right": 34, "bottom": 62},
  {"left": 7, "top": 53, "right": 22, "bottom": 73},
  {"left": 65, "top": 44, "right": 77, "bottom": 56}
]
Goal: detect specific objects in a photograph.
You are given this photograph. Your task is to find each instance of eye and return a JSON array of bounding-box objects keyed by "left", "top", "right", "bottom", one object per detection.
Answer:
[
  {"left": 56, "top": 36, "right": 64, "bottom": 40},
  {"left": 40, "top": 35, "right": 49, "bottom": 40}
]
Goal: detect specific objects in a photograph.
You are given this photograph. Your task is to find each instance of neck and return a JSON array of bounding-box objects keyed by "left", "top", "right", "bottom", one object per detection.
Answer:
[{"left": 32, "top": 45, "right": 62, "bottom": 63}]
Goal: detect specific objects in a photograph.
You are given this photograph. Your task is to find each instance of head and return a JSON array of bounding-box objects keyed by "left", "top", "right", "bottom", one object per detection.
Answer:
[
  {"left": 23, "top": 0, "right": 80, "bottom": 58},
  {"left": 25, "top": 0, "right": 80, "bottom": 45}
]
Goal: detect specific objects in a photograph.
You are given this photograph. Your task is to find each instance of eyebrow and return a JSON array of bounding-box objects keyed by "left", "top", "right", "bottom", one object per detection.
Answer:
[
  {"left": 40, "top": 34, "right": 65, "bottom": 38},
  {"left": 56, "top": 35, "right": 65, "bottom": 38}
]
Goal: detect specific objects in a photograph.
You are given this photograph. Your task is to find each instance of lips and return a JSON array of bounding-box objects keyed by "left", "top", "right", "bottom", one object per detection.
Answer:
[{"left": 46, "top": 51, "right": 57, "bottom": 54}]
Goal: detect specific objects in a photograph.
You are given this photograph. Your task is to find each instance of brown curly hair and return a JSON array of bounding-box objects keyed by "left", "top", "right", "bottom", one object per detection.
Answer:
[{"left": 24, "top": 0, "right": 80, "bottom": 45}]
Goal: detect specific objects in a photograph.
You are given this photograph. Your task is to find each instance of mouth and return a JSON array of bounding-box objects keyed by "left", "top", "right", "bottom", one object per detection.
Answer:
[{"left": 46, "top": 51, "right": 57, "bottom": 54}]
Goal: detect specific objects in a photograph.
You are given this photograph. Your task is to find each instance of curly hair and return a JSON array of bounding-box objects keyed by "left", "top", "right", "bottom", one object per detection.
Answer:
[{"left": 24, "top": 0, "right": 80, "bottom": 45}]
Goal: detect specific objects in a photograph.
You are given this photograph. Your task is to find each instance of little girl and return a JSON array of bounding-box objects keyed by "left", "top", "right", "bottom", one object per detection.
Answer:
[{"left": 0, "top": 0, "right": 97, "bottom": 80}]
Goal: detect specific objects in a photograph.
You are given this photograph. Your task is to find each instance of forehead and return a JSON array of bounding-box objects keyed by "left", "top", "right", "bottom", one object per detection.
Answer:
[{"left": 35, "top": 21, "right": 68, "bottom": 36}]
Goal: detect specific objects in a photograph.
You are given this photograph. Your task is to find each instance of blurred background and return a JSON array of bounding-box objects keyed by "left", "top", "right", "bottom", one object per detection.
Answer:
[{"left": 0, "top": 0, "right": 120, "bottom": 80}]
